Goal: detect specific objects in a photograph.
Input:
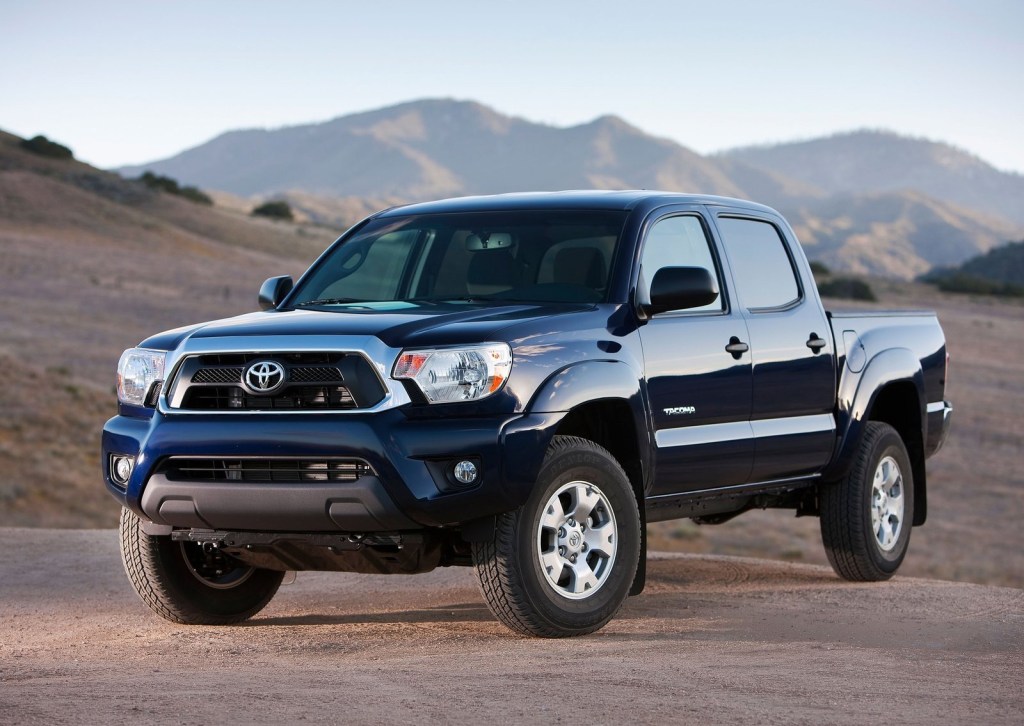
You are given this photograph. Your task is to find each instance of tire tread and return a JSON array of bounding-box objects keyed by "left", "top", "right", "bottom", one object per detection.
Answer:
[
  {"left": 820, "top": 421, "right": 909, "bottom": 581},
  {"left": 472, "top": 435, "right": 638, "bottom": 637},
  {"left": 119, "top": 509, "right": 281, "bottom": 625}
]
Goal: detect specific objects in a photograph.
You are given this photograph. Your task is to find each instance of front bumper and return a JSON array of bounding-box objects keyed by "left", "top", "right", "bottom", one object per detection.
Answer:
[{"left": 102, "top": 407, "right": 563, "bottom": 532}]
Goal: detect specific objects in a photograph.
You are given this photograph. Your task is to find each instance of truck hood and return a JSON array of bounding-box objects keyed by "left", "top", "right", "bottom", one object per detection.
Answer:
[{"left": 141, "top": 302, "right": 597, "bottom": 351}]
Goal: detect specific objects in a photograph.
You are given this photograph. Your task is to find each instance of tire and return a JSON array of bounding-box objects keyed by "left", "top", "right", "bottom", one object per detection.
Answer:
[
  {"left": 820, "top": 421, "right": 914, "bottom": 581},
  {"left": 119, "top": 508, "right": 284, "bottom": 624},
  {"left": 472, "top": 436, "right": 641, "bottom": 637}
]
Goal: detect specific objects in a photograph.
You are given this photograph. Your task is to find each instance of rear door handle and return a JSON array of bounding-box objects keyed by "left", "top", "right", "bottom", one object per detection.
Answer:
[
  {"left": 725, "top": 336, "right": 749, "bottom": 359},
  {"left": 806, "top": 333, "right": 827, "bottom": 352}
]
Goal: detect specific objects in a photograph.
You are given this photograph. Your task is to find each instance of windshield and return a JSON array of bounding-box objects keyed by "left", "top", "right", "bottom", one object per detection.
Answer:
[{"left": 289, "top": 210, "right": 628, "bottom": 307}]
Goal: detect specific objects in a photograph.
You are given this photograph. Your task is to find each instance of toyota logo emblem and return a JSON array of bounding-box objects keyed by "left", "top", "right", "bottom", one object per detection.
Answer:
[{"left": 243, "top": 360, "right": 285, "bottom": 394}]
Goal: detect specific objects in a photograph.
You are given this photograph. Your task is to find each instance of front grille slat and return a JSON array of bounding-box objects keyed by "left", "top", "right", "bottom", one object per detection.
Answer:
[
  {"left": 289, "top": 366, "right": 344, "bottom": 383},
  {"left": 163, "top": 458, "right": 374, "bottom": 483},
  {"left": 191, "top": 367, "right": 243, "bottom": 384},
  {"left": 182, "top": 385, "right": 355, "bottom": 411}
]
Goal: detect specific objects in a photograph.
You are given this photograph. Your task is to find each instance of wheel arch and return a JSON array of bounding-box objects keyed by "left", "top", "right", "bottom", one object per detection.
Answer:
[
  {"left": 526, "top": 360, "right": 650, "bottom": 594},
  {"left": 866, "top": 382, "right": 927, "bottom": 526},
  {"left": 826, "top": 348, "right": 928, "bottom": 525}
]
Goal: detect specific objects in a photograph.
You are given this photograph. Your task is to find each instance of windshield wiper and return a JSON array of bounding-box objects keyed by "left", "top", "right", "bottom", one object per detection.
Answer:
[
  {"left": 409, "top": 296, "right": 527, "bottom": 304},
  {"left": 294, "top": 297, "right": 368, "bottom": 307}
]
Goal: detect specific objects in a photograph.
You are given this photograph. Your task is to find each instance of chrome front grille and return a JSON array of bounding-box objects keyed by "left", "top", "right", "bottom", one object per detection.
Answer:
[{"left": 164, "top": 352, "right": 387, "bottom": 412}]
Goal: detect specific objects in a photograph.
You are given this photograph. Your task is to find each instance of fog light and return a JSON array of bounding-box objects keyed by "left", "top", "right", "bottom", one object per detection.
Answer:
[
  {"left": 453, "top": 460, "right": 478, "bottom": 485},
  {"left": 110, "top": 455, "right": 135, "bottom": 485}
]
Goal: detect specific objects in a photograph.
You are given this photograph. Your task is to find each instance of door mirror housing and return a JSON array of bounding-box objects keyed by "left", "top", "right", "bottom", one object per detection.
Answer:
[
  {"left": 258, "top": 275, "right": 293, "bottom": 310},
  {"left": 647, "top": 266, "right": 719, "bottom": 315}
]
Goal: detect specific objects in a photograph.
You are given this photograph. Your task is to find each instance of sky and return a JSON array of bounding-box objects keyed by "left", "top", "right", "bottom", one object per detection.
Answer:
[{"left": 3, "top": 0, "right": 1023, "bottom": 173}]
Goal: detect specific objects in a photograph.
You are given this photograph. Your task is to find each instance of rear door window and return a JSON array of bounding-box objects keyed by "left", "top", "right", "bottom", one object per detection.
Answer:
[{"left": 716, "top": 217, "right": 800, "bottom": 310}]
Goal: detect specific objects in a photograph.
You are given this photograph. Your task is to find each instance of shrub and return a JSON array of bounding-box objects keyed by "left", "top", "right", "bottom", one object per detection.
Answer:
[
  {"left": 138, "top": 171, "right": 212, "bottom": 205},
  {"left": 19, "top": 135, "right": 74, "bottom": 160},
  {"left": 924, "top": 241, "right": 1024, "bottom": 291},
  {"left": 178, "top": 185, "right": 213, "bottom": 205},
  {"left": 933, "top": 273, "right": 1024, "bottom": 298},
  {"left": 252, "top": 200, "right": 294, "bottom": 221},
  {"left": 809, "top": 260, "right": 831, "bottom": 277},
  {"left": 817, "top": 277, "right": 877, "bottom": 301},
  {"left": 139, "top": 171, "right": 180, "bottom": 194}
]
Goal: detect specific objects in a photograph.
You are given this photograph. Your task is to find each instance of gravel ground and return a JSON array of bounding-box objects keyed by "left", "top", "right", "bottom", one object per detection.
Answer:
[{"left": 1, "top": 528, "right": 1021, "bottom": 725}]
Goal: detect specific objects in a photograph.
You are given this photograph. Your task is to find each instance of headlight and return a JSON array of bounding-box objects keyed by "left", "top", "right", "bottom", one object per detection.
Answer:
[
  {"left": 393, "top": 343, "right": 512, "bottom": 403},
  {"left": 117, "top": 348, "right": 166, "bottom": 406}
]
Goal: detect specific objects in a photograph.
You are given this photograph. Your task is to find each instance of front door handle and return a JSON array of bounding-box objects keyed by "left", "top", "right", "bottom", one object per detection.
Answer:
[
  {"left": 806, "top": 333, "right": 827, "bottom": 353},
  {"left": 725, "top": 336, "right": 749, "bottom": 359}
]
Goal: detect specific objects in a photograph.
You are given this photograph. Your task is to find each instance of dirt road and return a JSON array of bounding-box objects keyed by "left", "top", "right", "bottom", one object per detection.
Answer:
[{"left": 1, "top": 528, "right": 1021, "bottom": 725}]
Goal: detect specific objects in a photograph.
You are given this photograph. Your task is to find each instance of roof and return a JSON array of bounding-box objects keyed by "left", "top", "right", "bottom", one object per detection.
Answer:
[{"left": 376, "top": 190, "right": 779, "bottom": 217}]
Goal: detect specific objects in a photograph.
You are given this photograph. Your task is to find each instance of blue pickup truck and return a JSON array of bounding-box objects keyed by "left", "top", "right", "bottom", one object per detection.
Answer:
[{"left": 104, "top": 191, "right": 952, "bottom": 637}]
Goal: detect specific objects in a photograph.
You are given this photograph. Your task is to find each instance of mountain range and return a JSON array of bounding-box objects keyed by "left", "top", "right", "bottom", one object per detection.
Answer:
[{"left": 119, "top": 99, "right": 1023, "bottom": 279}]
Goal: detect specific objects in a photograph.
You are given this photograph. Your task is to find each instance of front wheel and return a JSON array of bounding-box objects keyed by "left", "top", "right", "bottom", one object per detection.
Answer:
[
  {"left": 472, "top": 436, "right": 640, "bottom": 637},
  {"left": 119, "top": 508, "right": 284, "bottom": 624},
  {"left": 820, "top": 422, "right": 914, "bottom": 581}
]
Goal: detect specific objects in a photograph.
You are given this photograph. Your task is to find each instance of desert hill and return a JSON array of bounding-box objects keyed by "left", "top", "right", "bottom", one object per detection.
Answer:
[
  {"left": 783, "top": 190, "right": 1019, "bottom": 277},
  {"left": 722, "top": 129, "right": 1024, "bottom": 226},
  {"left": 0, "top": 129, "right": 340, "bottom": 525},
  {"left": 934, "top": 239, "right": 1024, "bottom": 285},
  {"left": 117, "top": 99, "right": 1022, "bottom": 279}
]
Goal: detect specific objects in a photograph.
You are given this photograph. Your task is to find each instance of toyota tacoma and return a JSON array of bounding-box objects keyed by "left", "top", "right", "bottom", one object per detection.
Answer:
[{"left": 103, "top": 191, "right": 953, "bottom": 637}]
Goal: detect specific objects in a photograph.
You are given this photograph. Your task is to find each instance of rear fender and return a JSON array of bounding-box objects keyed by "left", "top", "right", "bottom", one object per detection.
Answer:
[{"left": 824, "top": 347, "right": 927, "bottom": 522}]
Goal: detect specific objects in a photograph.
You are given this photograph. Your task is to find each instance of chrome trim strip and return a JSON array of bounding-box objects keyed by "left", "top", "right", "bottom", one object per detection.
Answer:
[
  {"left": 157, "top": 335, "right": 411, "bottom": 415},
  {"left": 926, "top": 401, "right": 945, "bottom": 414},
  {"left": 655, "top": 421, "right": 752, "bottom": 448},
  {"left": 750, "top": 413, "right": 835, "bottom": 439},
  {"left": 655, "top": 413, "right": 835, "bottom": 448}
]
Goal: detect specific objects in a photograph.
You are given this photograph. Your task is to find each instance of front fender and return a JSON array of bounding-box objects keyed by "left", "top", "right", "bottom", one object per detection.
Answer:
[
  {"left": 520, "top": 359, "right": 650, "bottom": 492},
  {"left": 503, "top": 360, "right": 647, "bottom": 495},
  {"left": 824, "top": 347, "right": 925, "bottom": 483},
  {"left": 526, "top": 359, "right": 642, "bottom": 414}
]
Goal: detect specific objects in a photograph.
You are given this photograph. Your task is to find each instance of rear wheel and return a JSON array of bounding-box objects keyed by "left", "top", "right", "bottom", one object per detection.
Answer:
[
  {"left": 472, "top": 436, "right": 640, "bottom": 637},
  {"left": 820, "top": 422, "right": 914, "bottom": 581},
  {"left": 119, "top": 508, "right": 283, "bottom": 624}
]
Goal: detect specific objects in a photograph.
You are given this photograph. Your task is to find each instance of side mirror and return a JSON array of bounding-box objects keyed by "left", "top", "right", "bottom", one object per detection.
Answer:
[
  {"left": 647, "top": 267, "right": 719, "bottom": 315},
  {"left": 258, "top": 276, "right": 293, "bottom": 310}
]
